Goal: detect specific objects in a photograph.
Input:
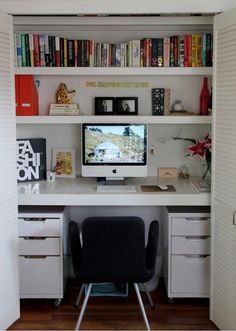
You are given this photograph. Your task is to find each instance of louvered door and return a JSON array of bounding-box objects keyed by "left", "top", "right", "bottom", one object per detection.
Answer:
[
  {"left": 0, "top": 10, "right": 20, "bottom": 329},
  {"left": 211, "top": 8, "right": 236, "bottom": 330}
]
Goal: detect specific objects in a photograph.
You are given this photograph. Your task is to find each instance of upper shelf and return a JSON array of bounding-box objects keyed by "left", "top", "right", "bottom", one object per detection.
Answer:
[
  {"left": 14, "top": 67, "right": 213, "bottom": 76},
  {"left": 16, "top": 115, "right": 212, "bottom": 125}
]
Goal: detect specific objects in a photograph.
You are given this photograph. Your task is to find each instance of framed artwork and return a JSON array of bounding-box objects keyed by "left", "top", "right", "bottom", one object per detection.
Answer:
[
  {"left": 52, "top": 148, "right": 76, "bottom": 178},
  {"left": 115, "top": 97, "right": 138, "bottom": 115},
  {"left": 95, "top": 97, "right": 116, "bottom": 115}
]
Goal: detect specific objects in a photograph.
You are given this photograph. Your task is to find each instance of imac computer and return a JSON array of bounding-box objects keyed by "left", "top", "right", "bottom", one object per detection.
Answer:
[{"left": 81, "top": 123, "right": 147, "bottom": 181}]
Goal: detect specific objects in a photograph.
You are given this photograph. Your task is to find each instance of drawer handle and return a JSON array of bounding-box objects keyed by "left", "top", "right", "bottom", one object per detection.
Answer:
[
  {"left": 20, "top": 255, "right": 47, "bottom": 259},
  {"left": 185, "top": 254, "right": 209, "bottom": 259},
  {"left": 184, "top": 236, "right": 209, "bottom": 241},
  {"left": 185, "top": 217, "right": 210, "bottom": 222},
  {"left": 21, "top": 236, "right": 47, "bottom": 240},
  {"left": 23, "top": 218, "right": 47, "bottom": 222}
]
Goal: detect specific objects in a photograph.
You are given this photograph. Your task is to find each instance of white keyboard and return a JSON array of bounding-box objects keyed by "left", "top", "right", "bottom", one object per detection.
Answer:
[{"left": 97, "top": 185, "right": 136, "bottom": 193}]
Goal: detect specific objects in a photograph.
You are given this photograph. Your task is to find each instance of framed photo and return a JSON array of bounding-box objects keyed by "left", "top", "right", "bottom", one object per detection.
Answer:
[
  {"left": 52, "top": 148, "right": 76, "bottom": 178},
  {"left": 115, "top": 97, "right": 138, "bottom": 115},
  {"left": 95, "top": 97, "right": 116, "bottom": 115}
]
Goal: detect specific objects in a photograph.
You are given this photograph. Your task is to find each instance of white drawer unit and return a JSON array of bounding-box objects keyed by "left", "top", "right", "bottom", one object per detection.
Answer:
[
  {"left": 162, "top": 206, "right": 210, "bottom": 299},
  {"left": 18, "top": 206, "right": 68, "bottom": 305}
]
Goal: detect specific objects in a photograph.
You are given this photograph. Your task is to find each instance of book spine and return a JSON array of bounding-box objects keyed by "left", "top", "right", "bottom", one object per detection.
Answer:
[
  {"left": 74, "top": 39, "right": 78, "bottom": 67},
  {"left": 178, "top": 35, "right": 184, "bottom": 67},
  {"left": 132, "top": 40, "right": 140, "bottom": 67},
  {"left": 55, "top": 36, "right": 60, "bottom": 67},
  {"left": 151, "top": 38, "right": 158, "bottom": 67},
  {"left": 196, "top": 34, "right": 202, "bottom": 67},
  {"left": 59, "top": 37, "right": 64, "bottom": 67},
  {"left": 33, "top": 34, "right": 40, "bottom": 67},
  {"left": 202, "top": 34, "right": 207, "bottom": 67},
  {"left": 16, "top": 33, "right": 22, "bottom": 67},
  {"left": 51, "top": 36, "right": 56, "bottom": 67},
  {"left": 206, "top": 33, "right": 212, "bottom": 67},
  {"left": 68, "top": 39, "right": 74, "bottom": 67},
  {"left": 173, "top": 36, "right": 178, "bottom": 67},
  {"left": 164, "top": 88, "right": 171, "bottom": 115},
  {"left": 115, "top": 43, "right": 121, "bottom": 67},
  {"left": 44, "top": 35, "right": 50, "bottom": 66},
  {"left": 29, "top": 34, "right": 34, "bottom": 67},
  {"left": 77, "top": 40, "right": 82, "bottom": 66},
  {"left": 191, "top": 34, "right": 197, "bottom": 67},
  {"left": 39, "top": 34, "right": 46, "bottom": 67},
  {"left": 152, "top": 88, "right": 164, "bottom": 115},
  {"left": 63, "top": 38, "right": 68, "bottom": 67},
  {"left": 157, "top": 38, "right": 163, "bottom": 67},
  {"left": 170, "top": 36, "right": 174, "bottom": 67},
  {"left": 163, "top": 37, "right": 170, "bottom": 67},
  {"left": 24, "top": 34, "right": 30, "bottom": 66},
  {"left": 21, "top": 34, "right": 26, "bottom": 67}
]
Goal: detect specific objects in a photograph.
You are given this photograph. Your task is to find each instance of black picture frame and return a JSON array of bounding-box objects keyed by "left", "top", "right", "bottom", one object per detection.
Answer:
[
  {"left": 95, "top": 97, "right": 116, "bottom": 115},
  {"left": 115, "top": 97, "right": 138, "bottom": 115}
]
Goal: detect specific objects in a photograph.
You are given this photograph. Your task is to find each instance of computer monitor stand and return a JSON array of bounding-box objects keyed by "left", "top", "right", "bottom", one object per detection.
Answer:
[{"left": 97, "top": 177, "right": 127, "bottom": 185}]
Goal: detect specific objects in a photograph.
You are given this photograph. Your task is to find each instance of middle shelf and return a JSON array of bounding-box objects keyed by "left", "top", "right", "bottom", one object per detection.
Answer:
[{"left": 16, "top": 115, "right": 212, "bottom": 125}]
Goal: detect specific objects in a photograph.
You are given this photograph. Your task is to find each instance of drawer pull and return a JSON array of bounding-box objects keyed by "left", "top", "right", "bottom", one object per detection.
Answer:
[
  {"left": 21, "top": 236, "right": 47, "bottom": 240},
  {"left": 20, "top": 255, "right": 47, "bottom": 259},
  {"left": 185, "top": 254, "right": 209, "bottom": 259},
  {"left": 185, "top": 217, "right": 210, "bottom": 222},
  {"left": 23, "top": 218, "right": 47, "bottom": 222},
  {"left": 184, "top": 236, "right": 209, "bottom": 241}
]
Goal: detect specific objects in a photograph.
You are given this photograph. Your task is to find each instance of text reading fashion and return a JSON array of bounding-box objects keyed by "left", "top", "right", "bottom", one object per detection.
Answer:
[{"left": 17, "top": 140, "right": 41, "bottom": 181}]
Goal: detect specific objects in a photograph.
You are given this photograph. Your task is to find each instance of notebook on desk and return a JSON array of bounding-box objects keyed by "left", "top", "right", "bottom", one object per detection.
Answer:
[{"left": 192, "top": 180, "right": 211, "bottom": 193}]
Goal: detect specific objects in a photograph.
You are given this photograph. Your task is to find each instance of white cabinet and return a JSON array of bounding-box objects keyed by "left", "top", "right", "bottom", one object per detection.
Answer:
[
  {"left": 18, "top": 206, "right": 68, "bottom": 304},
  {"left": 162, "top": 206, "right": 210, "bottom": 298}
]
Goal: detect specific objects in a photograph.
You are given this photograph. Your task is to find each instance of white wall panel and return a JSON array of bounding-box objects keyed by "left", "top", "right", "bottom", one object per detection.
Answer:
[{"left": 0, "top": 10, "right": 19, "bottom": 330}]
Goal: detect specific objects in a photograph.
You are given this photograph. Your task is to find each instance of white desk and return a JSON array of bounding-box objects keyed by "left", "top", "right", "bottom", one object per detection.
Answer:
[{"left": 17, "top": 176, "right": 210, "bottom": 206}]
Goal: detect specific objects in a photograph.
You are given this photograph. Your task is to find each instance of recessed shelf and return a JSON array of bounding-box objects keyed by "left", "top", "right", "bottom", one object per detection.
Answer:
[{"left": 16, "top": 115, "right": 212, "bottom": 125}]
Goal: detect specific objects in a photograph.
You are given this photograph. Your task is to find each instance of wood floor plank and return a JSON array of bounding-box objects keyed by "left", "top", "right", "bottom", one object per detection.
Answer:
[{"left": 9, "top": 279, "right": 218, "bottom": 330}]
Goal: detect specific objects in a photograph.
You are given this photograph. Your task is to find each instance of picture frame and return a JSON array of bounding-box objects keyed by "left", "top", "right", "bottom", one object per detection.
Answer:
[
  {"left": 95, "top": 97, "right": 116, "bottom": 115},
  {"left": 52, "top": 148, "right": 76, "bottom": 178},
  {"left": 115, "top": 97, "right": 138, "bottom": 115}
]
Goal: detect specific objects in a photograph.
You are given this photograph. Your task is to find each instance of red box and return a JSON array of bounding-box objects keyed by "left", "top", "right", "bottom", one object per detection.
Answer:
[{"left": 15, "top": 75, "right": 39, "bottom": 116}]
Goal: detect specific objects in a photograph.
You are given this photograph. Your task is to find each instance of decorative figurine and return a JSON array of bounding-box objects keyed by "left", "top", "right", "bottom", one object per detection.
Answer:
[{"left": 56, "top": 83, "right": 76, "bottom": 104}]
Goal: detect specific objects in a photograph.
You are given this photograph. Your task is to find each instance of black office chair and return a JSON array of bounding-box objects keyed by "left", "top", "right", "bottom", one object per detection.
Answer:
[{"left": 68, "top": 216, "right": 159, "bottom": 330}]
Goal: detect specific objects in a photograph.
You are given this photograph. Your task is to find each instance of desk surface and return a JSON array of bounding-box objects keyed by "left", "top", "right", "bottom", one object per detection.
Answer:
[{"left": 17, "top": 177, "right": 211, "bottom": 206}]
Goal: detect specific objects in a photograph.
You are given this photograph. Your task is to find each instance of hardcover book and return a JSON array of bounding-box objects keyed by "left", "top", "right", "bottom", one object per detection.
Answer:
[{"left": 16, "top": 138, "right": 46, "bottom": 182}]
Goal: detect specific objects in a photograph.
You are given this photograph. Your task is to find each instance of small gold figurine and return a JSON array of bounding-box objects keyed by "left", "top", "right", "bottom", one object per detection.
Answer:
[{"left": 56, "top": 83, "right": 76, "bottom": 104}]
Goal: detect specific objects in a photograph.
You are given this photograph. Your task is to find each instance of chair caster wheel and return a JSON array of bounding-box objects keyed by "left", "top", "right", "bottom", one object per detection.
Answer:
[{"left": 54, "top": 299, "right": 62, "bottom": 307}]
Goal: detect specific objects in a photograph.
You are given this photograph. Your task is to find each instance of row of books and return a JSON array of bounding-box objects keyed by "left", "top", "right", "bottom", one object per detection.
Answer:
[{"left": 14, "top": 33, "right": 213, "bottom": 68}]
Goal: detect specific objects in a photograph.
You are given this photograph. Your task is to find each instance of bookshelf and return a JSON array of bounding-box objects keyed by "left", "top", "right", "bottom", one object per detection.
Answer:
[{"left": 14, "top": 15, "right": 213, "bottom": 177}]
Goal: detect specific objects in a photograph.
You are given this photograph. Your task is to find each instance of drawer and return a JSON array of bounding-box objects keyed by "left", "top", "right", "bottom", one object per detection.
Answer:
[
  {"left": 19, "top": 256, "right": 61, "bottom": 296},
  {"left": 19, "top": 237, "right": 60, "bottom": 255},
  {"left": 171, "top": 236, "right": 210, "bottom": 254},
  {"left": 171, "top": 255, "right": 210, "bottom": 294},
  {"left": 171, "top": 216, "right": 210, "bottom": 236},
  {"left": 18, "top": 217, "right": 61, "bottom": 236}
]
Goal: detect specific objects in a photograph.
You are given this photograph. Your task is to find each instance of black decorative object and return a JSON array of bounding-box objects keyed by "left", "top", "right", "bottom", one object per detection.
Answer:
[
  {"left": 16, "top": 138, "right": 46, "bottom": 182},
  {"left": 152, "top": 88, "right": 164, "bottom": 115}
]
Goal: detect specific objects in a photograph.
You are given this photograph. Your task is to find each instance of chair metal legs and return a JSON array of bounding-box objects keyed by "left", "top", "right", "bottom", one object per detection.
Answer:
[
  {"left": 141, "top": 283, "right": 155, "bottom": 308},
  {"left": 74, "top": 283, "right": 151, "bottom": 331},
  {"left": 75, "top": 283, "right": 92, "bottom": 330},
  {"left": 134, "top": 283, "right": 151, "bottom": 331},
  {"left": 75, "top": 283, "right": 85, "bottom": 307}
]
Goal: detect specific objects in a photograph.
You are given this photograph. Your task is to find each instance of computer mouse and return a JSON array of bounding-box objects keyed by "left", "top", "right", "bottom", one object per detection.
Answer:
[{"left": 157, "top": 184, "right": 168, "bottom": 190}]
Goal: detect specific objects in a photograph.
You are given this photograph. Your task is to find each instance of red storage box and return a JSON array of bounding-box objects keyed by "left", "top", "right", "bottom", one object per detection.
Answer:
[{"left": 15, "top": 75, "right": 39, "bottom": 116}]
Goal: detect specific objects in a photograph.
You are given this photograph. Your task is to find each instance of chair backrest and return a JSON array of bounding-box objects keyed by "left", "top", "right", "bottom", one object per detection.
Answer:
[{"left": 78, "top": 216, "right": 156, "bottom": 283}]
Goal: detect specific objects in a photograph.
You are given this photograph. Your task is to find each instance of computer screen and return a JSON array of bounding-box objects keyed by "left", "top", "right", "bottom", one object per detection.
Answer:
[{"left": 81, "top": 123, "right": 147, "bottom": 179}]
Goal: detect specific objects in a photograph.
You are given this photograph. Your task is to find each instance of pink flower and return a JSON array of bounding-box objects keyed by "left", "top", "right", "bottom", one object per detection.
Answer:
[{"left": 188, "top": 140, "right": 207, "bottom": 159}]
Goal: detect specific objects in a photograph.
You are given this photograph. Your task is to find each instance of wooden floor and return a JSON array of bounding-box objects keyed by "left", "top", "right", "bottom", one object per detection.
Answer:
[{"left": 9, "top": 279, "right": 217, "bottom": 330}]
